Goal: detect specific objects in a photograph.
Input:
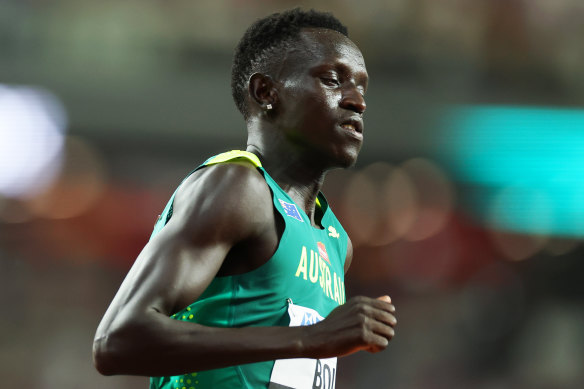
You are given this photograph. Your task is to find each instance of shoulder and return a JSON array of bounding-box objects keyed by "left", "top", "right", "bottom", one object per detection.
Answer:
[
  {"left": 176, "top": 161, "right": 269, "bottom": 206},
  {"left": 168, "top": 161, "right": 273, "bottom": 243}
]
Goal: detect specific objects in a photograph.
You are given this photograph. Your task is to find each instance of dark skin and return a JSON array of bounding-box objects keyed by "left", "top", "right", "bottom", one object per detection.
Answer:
[{"left": 93, "top": 28, "right": 396, "bottom": 377}]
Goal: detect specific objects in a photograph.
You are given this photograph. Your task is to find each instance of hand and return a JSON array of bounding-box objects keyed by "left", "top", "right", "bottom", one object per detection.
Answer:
[{"left": 302, "top": 295, "right": 396, "bottom": 358}]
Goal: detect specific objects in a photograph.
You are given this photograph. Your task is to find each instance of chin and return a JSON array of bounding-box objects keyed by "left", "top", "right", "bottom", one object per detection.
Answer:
[
  {"left": 340, "top": 155, "right": 359, "bottom": 169},
  {"left": 333, "top": 147, "right": 360, "bottom": 169},
  {"left": 311, "top": 142, "right": 361, "bottom": 170}
]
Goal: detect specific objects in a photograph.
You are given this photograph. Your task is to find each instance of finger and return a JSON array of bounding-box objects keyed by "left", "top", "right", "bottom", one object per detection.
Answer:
[
  {"left": 365, "top": 306, "right": 397, "bottom": 327},
  {"left": 365, "top": 333, "right": 391, "bottom": 353},
  {"left": 370, "top": 300, "right": 396, "bottom": 315},
  {"left": 373, "top": 297, "right": 395, "bottom": 313},
  {"left": 376, "top": 295, "right": 391, "bottom": 304},
  {"left": 370, "top": 319, "right": 396, "bottom": 340}
]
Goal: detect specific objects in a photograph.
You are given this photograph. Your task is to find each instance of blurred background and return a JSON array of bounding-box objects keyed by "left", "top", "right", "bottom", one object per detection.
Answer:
[{"left": 1, "top": 0, "right": 583, "bottom": 388}]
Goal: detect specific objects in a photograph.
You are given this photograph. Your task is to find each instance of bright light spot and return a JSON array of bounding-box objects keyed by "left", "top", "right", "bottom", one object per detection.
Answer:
[
  {"left": 488, "top": 184, "right": 550, "bottom": 261},
  {"left": 401, "top": 158, "right": 455, "bottom": 241},
  {"left": 341, "top": 170, "right": 378, "bottom": 247},
  {"left": 0, "top": 84, "right": 67, "bottom": 198},
  {"left": 339, "top": 159, "right": 454, "bottom": 247},
  {"left": 361, "top": 162, "right": 396, "bottom": 246},
  {"left": 488, "top": 185, "right": 554, "bottom": 235},
  {"left": 439, "top": 105, "right": 584, "bottom": 237},
  {"left": 489, "top": 229, "right": 547, "bottom": 261},
  {"left": 381, "top": 166, "right": 418, "bottom": 243}
]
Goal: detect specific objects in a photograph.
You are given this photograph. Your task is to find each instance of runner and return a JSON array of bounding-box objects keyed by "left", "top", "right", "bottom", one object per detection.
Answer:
[{"left": 93, "top": 8, "right": 396, "bottom": 389}]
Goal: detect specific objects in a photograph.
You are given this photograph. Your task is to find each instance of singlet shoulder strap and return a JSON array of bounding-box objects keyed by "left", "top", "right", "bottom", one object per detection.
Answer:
[
  {"left": 203, "top": 150, "right": 262, "bottom": 168},
  {"left": 201, "top": 151, "right": 329, "bottom": 210},
  {"left": 202, "top": 150, "right": 331, "bottom": 207},
  {"left": 151, "top": 150, "right": 323, "bottom": 239}
]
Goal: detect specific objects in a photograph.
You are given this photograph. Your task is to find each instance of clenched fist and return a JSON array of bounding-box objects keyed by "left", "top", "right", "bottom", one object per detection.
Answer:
[{"left": 302, "top": 295, "right": 397, "bottom": 358}]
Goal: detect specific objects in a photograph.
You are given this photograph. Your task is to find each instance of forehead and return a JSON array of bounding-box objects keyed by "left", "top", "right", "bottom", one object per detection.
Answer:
[{"left": 282, "top": 28, "right": 367, "bottom": 77}]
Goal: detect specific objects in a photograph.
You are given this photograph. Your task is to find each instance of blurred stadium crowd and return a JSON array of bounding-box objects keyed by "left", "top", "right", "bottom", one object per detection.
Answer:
[{"left": 1, "top": 1, "right": 583, "bottom": 388}]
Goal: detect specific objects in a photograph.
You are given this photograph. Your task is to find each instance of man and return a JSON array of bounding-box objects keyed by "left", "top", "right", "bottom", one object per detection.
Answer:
[{"left": 93, "top": 8, "right": 396, "bottom": 389}]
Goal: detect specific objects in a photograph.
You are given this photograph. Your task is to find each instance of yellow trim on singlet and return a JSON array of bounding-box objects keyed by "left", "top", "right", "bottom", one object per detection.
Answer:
[
  {"left": 205, "top": 149, "right": 321, "bottom": 209},
  {"left": 205, "top": 150, "right": 262, "bottom": 168}
]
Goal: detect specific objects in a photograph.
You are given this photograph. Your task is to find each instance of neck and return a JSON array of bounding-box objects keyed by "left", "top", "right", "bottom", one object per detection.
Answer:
[{"left": 246, "top": 121, "right": 329, "bottom": 226}]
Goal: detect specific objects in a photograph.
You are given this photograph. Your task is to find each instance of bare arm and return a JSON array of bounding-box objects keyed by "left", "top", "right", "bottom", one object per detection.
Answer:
[
  {"left": 344, "top": 236, "right": 354, "bottom": 273},
  {"left": 93, "top": 163, "right": 396, "bottom": 377}
]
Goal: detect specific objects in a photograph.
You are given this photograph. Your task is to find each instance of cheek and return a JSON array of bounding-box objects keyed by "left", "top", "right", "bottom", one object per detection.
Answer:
[
  {"left": 278, "top": 83, "right": 339, "bottom": 126},
  {"left": 294, "top": 77, "right": 338, "bottom": 109},
  {"left": 305, "top": 88, "right": 339, "bottom": 118},
  {"left": 322, "top": 90, "right": 339, "bottom": 110},
  {"left": 309, "top": 94, "right": 334, "bottom": 114}
]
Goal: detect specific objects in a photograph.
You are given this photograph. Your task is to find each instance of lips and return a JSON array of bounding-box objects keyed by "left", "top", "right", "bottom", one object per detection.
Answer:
[{"left": 339, "top": 118, "right": 363, "bottom": 138}]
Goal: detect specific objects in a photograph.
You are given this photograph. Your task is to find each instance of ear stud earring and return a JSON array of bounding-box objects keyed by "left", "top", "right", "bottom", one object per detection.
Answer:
[{"left": 266, "top": 104, "right": 273, "bottom": 110}]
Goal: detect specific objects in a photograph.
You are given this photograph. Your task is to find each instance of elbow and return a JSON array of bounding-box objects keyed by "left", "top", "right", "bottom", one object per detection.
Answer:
[
  {"left": 93, "top": 334, "right": 119, "bottom": 376},
  {"left": 93, "top": 321, "right": 137, "bottom": 376},
  {"left": 93, "top": 316, "right": 154, "bottom": 376}
]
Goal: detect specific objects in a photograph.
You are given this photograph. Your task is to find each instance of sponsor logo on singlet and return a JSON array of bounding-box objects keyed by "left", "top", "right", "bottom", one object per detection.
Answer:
[{"left": 327, "top": 226, "right": 340, "bottom": 239}]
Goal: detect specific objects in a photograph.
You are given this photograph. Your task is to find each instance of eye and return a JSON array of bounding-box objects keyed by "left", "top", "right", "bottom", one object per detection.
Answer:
[{"left": 320, "top": 75, "right": 340, "bottom": 87}]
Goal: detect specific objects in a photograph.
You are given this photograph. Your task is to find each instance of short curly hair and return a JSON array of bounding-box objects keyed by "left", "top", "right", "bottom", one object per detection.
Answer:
[{"left": 231, "top": 8, "right": 348, "bottom": 119}]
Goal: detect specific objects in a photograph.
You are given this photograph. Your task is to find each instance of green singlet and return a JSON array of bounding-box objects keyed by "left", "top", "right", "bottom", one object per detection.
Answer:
[{"left": 149, "top": 150, "right": 348, "bottom": 389}]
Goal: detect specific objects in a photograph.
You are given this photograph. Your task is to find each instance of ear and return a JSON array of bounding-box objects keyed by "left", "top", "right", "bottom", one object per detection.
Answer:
[{"left": 248, "top": 73, "right": 278, "bottom": 111}]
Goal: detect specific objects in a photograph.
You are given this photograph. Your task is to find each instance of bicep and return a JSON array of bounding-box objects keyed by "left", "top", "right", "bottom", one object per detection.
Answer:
[
  {"left": 127, "top": 224, "right": 231, "bottom": 315},
  {"left": 97, "top": 163, "right": 271, "bottom": 332},
  {"left": 96, "top": 220, "right": 232, "bottom": 338},
  {"left": 136, "top": 163, "right": 269, "bottom": 313}
]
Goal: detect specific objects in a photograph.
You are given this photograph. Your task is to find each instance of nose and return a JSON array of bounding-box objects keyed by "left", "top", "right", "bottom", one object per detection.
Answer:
[{"left": 340, "top": 86, "right": 366, "bottom": 115}]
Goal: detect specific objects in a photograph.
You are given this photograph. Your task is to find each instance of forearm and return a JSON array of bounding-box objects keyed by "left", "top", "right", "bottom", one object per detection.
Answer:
[{"left": 93, "top": 311, "right": 307, "bottom": 377}]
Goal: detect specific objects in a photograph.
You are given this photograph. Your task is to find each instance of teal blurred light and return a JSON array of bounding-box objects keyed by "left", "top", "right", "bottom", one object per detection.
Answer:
[{"left": 438, "top": 105, "right": 584, "bottom": 237}]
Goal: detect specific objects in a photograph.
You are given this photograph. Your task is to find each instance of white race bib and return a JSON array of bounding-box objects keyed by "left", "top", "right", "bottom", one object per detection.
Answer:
[{"left": 269, "top": 302, "right": 337, "bottom": 389}]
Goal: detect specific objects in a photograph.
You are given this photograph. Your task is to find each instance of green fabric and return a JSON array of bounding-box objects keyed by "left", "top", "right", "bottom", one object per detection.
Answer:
[{"left": 149, "top": 151, "right": 348, "bottom": 389}]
